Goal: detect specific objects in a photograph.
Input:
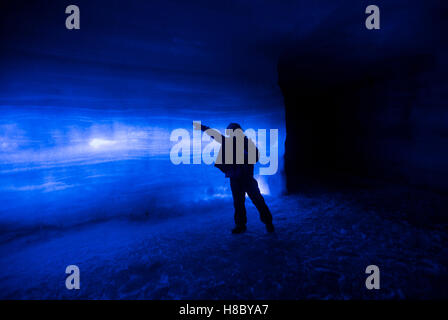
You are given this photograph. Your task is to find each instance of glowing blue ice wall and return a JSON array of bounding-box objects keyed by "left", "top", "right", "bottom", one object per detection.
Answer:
[
  {"left": 0, "top": 105, "right": 284, "bottom": 234},
  {"left": 0, "top": 0, "right": 289, "bottom": 235}
]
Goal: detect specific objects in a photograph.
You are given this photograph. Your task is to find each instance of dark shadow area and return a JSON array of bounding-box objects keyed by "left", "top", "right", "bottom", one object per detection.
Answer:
[{"left": 278, "top": 0, "right": 448, "bottom": 226}]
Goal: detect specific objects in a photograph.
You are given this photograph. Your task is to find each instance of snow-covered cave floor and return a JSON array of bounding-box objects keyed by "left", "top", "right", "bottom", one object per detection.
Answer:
[{"left": 1, "top": 192, "right": 447, "bottom": 299}]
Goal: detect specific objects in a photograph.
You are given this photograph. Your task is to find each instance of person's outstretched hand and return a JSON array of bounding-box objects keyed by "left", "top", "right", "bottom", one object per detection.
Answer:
[{"left": 193, "top": 122, "right": 202, "bottom": 130}]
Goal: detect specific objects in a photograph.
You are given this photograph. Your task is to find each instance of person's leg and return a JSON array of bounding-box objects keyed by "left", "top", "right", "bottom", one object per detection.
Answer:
[
  {"left": 246, "top": 177, "right": 274, "bottom": 230},
  {"left": 230, "top": 178, "right": 247, "bottom": 232}
]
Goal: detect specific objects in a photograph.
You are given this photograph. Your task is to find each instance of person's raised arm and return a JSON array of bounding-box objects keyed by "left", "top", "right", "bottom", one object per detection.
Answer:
[{"left": 193, "top": 122, "right": 223, "bottom": 144}]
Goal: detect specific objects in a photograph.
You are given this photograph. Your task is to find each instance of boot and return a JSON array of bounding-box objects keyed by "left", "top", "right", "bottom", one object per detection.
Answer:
[
  {"left": 265, "top": 223, "right": 275, "bottom": 233},
  {"left": 231, "top": 225, "right": 247, "bottom": 234}
]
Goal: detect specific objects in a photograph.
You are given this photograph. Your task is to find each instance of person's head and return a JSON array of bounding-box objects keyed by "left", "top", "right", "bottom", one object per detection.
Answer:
[
  {"left": 226, "top": 123, "right": 243, "bottom": 131},
  {"left": 226, "top": 123, "right": 244, "bottom": 137}
]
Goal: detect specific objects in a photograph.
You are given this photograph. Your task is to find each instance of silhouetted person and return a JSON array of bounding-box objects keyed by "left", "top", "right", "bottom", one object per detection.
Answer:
[{"left": 193, "top": 122, "right": 274, "bottom": 234}]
